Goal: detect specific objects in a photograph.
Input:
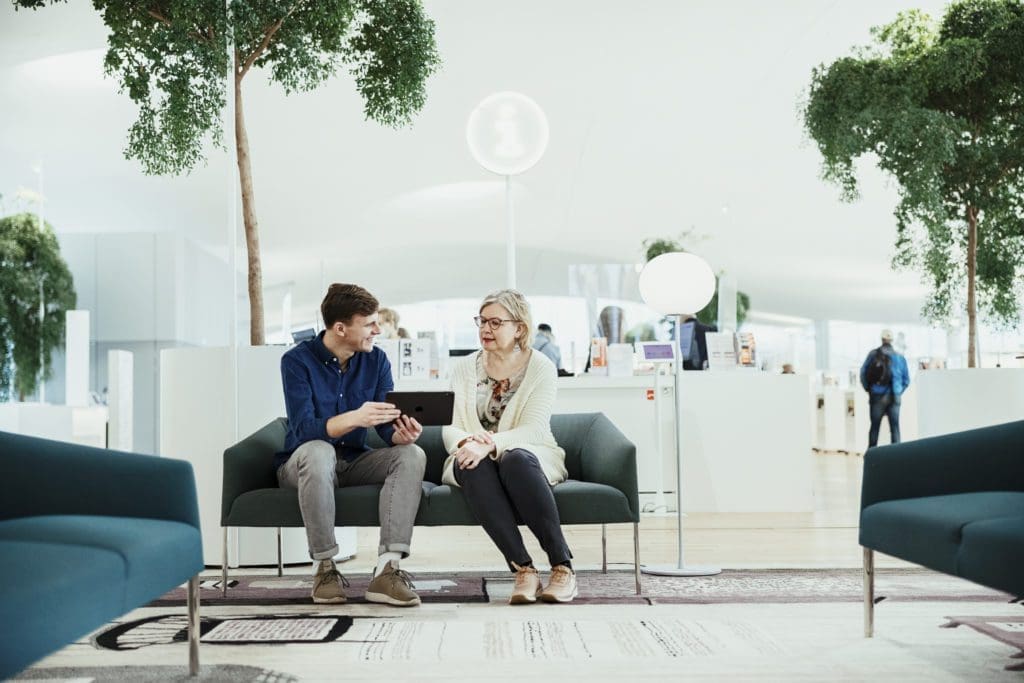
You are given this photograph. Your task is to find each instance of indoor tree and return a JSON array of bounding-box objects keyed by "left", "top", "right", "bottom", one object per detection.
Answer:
[
  {"left": 14, "top": 0, "right": 441, "bottom": 345},
  {"left": 803, "top": 0, "right": 1024, "bottom": 366},
  {"left": 0, "top": 212, "right": 76, "bottom": 401}
]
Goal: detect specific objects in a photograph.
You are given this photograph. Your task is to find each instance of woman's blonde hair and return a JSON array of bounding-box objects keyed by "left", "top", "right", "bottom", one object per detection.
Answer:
[{"left": 479, "top": 289, "right": 533, "bottom": 351}]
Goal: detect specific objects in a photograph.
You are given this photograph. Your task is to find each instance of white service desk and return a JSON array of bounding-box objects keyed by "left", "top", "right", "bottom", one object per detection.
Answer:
[
  {"left": 0, "top": 403, "right": 108, "bottom": 449},
  {"left": 401, "top": 371, "right": 815, "bottom": 513}
]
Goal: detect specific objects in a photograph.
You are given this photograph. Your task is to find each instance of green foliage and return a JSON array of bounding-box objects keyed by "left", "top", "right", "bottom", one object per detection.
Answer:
[
  {"left": 0, "top": 213, "right": 76, "bottom": 401},
  {"left": 15, "top": 0, "right": 441, "bottom": 176},
  {"left": 640, "top": 234, "right": 751, "bottom": 327},
  {"left": 803, "top": 0, "right": 1024, "bottom": 327}
]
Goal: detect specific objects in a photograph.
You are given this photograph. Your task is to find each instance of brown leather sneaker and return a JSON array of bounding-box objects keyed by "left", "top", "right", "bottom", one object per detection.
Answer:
[
  {"left": 540, "top": 564, "right": 578, "bottom": 603},
  {"left": 365, "top": 561, "right": 421, "bottom": 607},
  {"left": 509, "top": 563, "right": 542, "bottom": 605},
  {"left": 312, "top": 560, "right": 349, "bottom": 604}
]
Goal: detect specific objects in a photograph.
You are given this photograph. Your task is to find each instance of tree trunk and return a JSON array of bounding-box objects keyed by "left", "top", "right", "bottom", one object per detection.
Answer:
[
  {"left": 966, "top": 204, "right": 978, "bottom": 368},
  {"left": 234, "top": 59, "right": 264, "bottom": 346}
]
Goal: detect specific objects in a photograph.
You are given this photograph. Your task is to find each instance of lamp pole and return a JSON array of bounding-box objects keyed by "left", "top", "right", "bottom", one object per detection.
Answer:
[
  {"left": 638, "top": 252, "right": 721, "bottom": 577},
  {"left": 505, "top": 175, "right": 515, "bottom": 289},
  {"left": 34, "top": 164, "right": 46, "bottom": 403},
  {"left": 466, "top": 91, "right": 548, "bottom": 291}
]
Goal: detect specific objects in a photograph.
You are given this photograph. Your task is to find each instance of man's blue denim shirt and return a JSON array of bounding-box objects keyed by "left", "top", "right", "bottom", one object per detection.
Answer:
[{"left": 274, "top": 331, "right": 395, "bottom": 471}]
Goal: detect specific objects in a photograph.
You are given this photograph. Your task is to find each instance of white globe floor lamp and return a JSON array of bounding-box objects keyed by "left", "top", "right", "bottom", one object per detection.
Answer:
[
  {"left": 638, "top": 252, "right": 722, "bottom": 577},
  {"left": 466, "top": 92, "right": 549, "bottom": 289}
]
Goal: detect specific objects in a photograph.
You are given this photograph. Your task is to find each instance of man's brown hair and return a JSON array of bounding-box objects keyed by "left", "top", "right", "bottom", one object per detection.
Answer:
[{"left": 321, "top": 283, "right": 379, "bottom": 328}]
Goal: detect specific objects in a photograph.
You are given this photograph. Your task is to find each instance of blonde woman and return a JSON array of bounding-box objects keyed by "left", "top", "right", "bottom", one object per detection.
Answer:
[{"left": 442, "top": 289, "right": 575, "bottom": 604}]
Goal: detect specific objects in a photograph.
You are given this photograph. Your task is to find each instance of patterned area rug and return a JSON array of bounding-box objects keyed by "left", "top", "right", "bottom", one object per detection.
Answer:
[
  {"left": 152, "top": 574, "right": 488, "bottom": 606},
  {"left": 565, "top": 567, "right": 1017, "bottom": 605},
  {"left": 152, "top": 568, "right": 1014, "bottom": 607}
]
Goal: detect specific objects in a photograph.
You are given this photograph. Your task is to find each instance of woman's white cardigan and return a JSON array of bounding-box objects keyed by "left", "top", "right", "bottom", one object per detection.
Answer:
[{"left": 441, "top": 350, "right": 567, "bottom": 487}]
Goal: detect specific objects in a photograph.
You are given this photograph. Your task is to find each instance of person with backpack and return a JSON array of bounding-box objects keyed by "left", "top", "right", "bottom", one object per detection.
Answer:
[{"left": 859, "top": 329, "right": 911, "bottom": 448}]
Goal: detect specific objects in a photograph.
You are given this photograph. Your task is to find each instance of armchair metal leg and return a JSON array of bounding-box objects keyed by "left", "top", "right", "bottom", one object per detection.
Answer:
[
  {"left": 633, "top": 522, "right": 642, "bottom": 595},
  {"left": 222, "top": 527, "right": 228, "bottom": 598},
  {"left": 601, "top": 524, "right": 608, "bottom": 573},
  {"left": 187, "top": 574, "right": 200, "bottom": 676},
  {"left": 864, "top": 547, "right": 874, "bottom": 638},
  {"left": 277, "top": 527, "right": 283, "bottom": 577}
]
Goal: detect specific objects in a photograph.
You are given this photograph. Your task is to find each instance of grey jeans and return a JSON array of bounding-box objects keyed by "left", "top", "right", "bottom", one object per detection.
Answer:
[{"left": 276, "top": 440, "right": 426, "bottom": 560}]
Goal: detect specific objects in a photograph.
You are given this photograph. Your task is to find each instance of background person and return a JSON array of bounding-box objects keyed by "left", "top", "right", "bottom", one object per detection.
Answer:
[
  {"left": 442, "top": 289, "right": 576, "bottom": 605},
  {"left": 532, "top": 323, "right": 562, "bottom": 369},
  {"left": 859, "top": 328, "right": 911, "bottom": 448}
]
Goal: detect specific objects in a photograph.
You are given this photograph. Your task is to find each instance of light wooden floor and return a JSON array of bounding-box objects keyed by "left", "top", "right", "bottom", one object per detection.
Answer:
[{"left": 319, "top": 451, "right": 912, "bottom": 576}]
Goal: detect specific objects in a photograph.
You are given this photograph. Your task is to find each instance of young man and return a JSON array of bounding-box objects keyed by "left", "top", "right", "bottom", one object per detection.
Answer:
[{"left": 276, "top": 283, "right": 426, "bottom": 606}]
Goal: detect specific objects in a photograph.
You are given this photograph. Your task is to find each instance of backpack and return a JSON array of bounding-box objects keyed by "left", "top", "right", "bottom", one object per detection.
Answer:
[{"left": 865, "top": 348, "right": 892, "bottom": 387}]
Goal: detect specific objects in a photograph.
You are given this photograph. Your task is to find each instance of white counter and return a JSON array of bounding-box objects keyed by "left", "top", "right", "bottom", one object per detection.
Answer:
[
  {"left": 402, "top": 371, "right": 815, "bottom": 513},
  {"left": 0, "top": 403, "right": 108, "bottom": 449}
]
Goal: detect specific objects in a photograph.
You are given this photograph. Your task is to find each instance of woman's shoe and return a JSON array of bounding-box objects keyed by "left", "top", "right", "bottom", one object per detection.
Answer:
[{"left": 509, "top": 563, "right": 542, "bottom": 605}]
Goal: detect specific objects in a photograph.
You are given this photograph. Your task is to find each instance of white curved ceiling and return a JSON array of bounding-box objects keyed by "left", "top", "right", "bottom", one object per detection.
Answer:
[{"left": 0, "top": 0, "right": 954, "bottom": 324}]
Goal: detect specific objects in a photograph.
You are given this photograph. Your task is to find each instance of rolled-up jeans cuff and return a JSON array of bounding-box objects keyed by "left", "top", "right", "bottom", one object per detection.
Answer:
[
  {"left": 380, "top": 542, "right": 410, "bottom": 558},
  {"left": 311, "top": 544, "right": 340, "bottom": 561}
]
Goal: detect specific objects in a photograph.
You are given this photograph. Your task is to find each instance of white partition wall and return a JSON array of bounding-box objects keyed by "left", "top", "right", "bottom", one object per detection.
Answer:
[
  {"left": 916, "top": 369, "right": 1024, "bottom": 438},
  {"left": 160, "top": 345, "right": 356, "bottom": 567}
]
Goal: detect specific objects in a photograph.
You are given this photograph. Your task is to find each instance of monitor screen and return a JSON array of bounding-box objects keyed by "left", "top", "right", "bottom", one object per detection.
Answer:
[
  {"left": 291, "top": 328, "right": 316, "bottom": 343},
  {"left": 448, "top": 348, "right": 477, "bottom": 357}
]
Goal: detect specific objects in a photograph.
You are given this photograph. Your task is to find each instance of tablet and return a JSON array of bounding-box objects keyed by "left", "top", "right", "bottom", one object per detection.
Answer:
[{"left": 385, "top": 391, "right": 455, "bottom": 426}]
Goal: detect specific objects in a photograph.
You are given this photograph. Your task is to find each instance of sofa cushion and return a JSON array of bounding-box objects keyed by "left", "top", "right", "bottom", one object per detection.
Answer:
[
  {"left": 421, "top": 485, "right": 476, "bottom": 525},
  {"left": 0, "top": 516, "right": 202, "bottom": 607},
  {"left": 226, "top": 484, "right": 434, "bottom": 527},
  {"left": 554, "top": 481, "right": 635, "bottom": 524},
  {"left": 0, "top": 539, "right": 126, "bottom": 679},
  {"left": 860, "top": 491, "right": 1024, "bottom": 574},
  {"left": 957, "top": 515, "right": 1024, "bottom": 597}
]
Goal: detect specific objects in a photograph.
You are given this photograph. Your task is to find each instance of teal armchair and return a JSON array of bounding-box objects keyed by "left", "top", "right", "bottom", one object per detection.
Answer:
[
  {"left": 859, "top": 419, "right": 1024, "bottom": 636},
  {"left": 0, "top": 431, "right": 203, "bottom": 678}
]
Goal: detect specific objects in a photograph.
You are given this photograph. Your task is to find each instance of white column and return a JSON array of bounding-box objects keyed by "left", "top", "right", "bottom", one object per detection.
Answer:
[
  {"left": 65, "top": 310, "right": 90, "bottom": 407},
  {"left": 107, "top": 349, "right": 134, "bottom": 450}
]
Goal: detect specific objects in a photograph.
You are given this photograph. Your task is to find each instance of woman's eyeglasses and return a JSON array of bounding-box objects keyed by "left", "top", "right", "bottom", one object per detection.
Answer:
[{"left": 473, "top": 316, "right": 518, "bottom": 330}]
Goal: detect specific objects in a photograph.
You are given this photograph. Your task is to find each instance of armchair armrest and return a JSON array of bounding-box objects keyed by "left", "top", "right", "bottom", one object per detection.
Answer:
[
  {"left": 578, "top": 413, "right": 640, "bottom": 521},
  {"left": 861, "top": 419, "right": 1024, "bottom": 510},
  {"left": 222, "top": 418, "right": 287, "bottom": 524},
  {"left": 0, "top": 431, "right": 199, "bottom": 529}
]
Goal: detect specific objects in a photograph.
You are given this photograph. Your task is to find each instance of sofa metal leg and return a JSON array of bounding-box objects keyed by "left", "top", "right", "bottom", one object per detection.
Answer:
[
  {"left": 277, "top": 527, "right": 283, "bottom": 577},
  {"left": 187, "top": 573, "right": 200, "bottom": 676},
  {"left": 633, "top": 522, "right": 642, "bottom": 595},
  {"left": 601, "top": 524, "right": 608, "bottom": 573},
  {"left": 222, "top": 527, "right": 229, "bottom": 598},
  {"left": 863, "top": 547, "right": 874, "bottom": 638}
]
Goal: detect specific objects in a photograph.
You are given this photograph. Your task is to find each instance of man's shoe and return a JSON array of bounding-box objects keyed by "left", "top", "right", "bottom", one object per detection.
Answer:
[
  {"left": 540, "top": 564, "right": 577, "bottom": 603},
  {"left": 365, "top": 561, "right": 421, "bottom": 607},
  {"left": 509, "top": 563, "right": 542, "bottom": 605},
  {"left": 312, "top": 560, "right": 349, "bottom": 604}
]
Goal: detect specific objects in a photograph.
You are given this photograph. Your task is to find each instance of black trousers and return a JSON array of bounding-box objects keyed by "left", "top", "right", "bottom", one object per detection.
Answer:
[{"left": 454, "top": 448, "right": 572, "bottom": 571}]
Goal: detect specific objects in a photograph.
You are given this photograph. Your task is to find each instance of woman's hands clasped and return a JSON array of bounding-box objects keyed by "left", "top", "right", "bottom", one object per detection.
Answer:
[{"left": 455, "top": 431, "right": 495, "bottom": 469}]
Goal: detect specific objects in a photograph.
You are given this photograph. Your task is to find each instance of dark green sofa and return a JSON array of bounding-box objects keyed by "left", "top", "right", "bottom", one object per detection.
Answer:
[
  {"left": 222, "top": 412, "right": 641, "bottom": 592},
  {"left": 0, "top": 431, "right": 203, "bottom": 679},
  {"left": 860, "top": 419, "right": 1024, "bottom": 636}
]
